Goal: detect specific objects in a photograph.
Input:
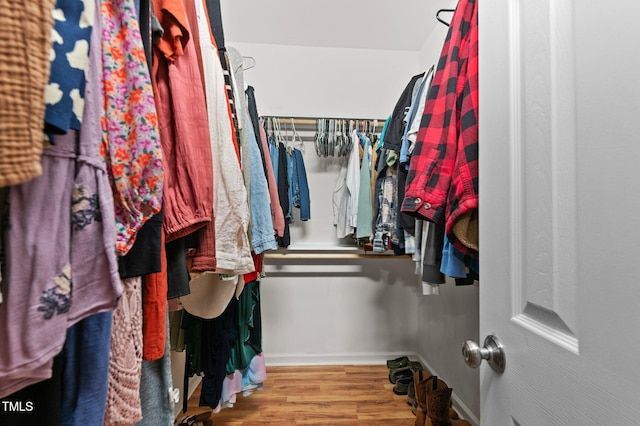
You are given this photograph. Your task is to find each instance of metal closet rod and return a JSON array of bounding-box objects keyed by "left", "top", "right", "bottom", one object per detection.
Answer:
[
  {"left": 264, "top": 252, "right": 405, "bottom": 260},
  {"left": 261, "top": 115, "right": 387, "bottom": 124}
]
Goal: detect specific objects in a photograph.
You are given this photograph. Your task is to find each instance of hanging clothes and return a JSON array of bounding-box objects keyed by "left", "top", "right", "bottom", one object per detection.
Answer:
[
  {"left": 141, "top": 229, "right": 168, "bottom": 361},
  {"left": 0, "top": 0, "right": 55, "bottom": 187},
  {"left": 346, "top": 130, "right": 361, "bottom": 234},
  {"left": 104, "top": 276, "right": 144, "bottom": 425},
  {"left": 419, "top": 221, "right": 440, "bottom": 296},
  {"left": 102, "top": 0, "right": 164, "bottom": 256},
  {"left": 400, "top": 67, "right": 434, "bottom": 169},
  {"left": 226, "top": 49, "right": 277, "bottom": 254},
  {"left": 258, "top": 124, "right": 285, "bottom": 237},
  {"left": 0, "top": 0, "right": 122, "bottom": 400},
  {"left": 61, "top": 312, "right": 113, "bottom": 425},
  {"left": 0, "top": 132, "right": 76, "bottom": 399},
  {"left": 70, "top": 0, "right": 122, "bottom": 325},
  {"left": 332, "top": 159, "right": 350, "bottom": 239},
  {"left": 116, "top": 0, "right": 164, "bottom": 281},
  {"left": 44, "top": 0, "right": 93, "bottom": 135},
  {"left": 382, "top": 73, "right": 424, "bottom": 152},
  {"left": 405, "top": 68, "right": 433, "bottom": 164},
  {"left": 245, "top": 87, "right": 269, "bottom": 184},
  {"left": 135, "top": 313, "right": 174, "bottom": 426},
  {"left": 372, "top": 148, "right": 400, "bottom": 252},
  {"left": 221, "top": 280, "right": 266, "bottom": 409},
  {"left": 246, "top": 116, "right": 277, "bottom": 253},
  {"left": 219, "top": 254, "right": 266, "bottom": 411},
  {"left": 356, "top": 133, "right": 373, "bottom": 239},
  {"left": 195, "top": 297, "right": 239, "bottom": 410},
  {"left": 276, "top": 143, "right": 291, "bottom": 247},
  {"left": 151, "top": 0, "right": 212, "bottom": 246},
  {"left": 187, "top": 0, "right": 253, "bottom": 274},
  {"left": 402, "top": 0, "right": 479, "bottom": 258},
  {"left": 287, "top": 148, "right": 311, "bottom": 222}
]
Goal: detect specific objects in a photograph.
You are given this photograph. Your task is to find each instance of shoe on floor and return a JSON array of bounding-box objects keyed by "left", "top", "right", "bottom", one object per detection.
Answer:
[
  {"left": 389, "top": 366, "right": 414, "bottom": 384},
  {"left": 389, "top": 362, "right": 423, "bottom": 384},
  {"left": 176, "top": 408, "right": 213, "bottom": 426},
  {"left": 386, "top": 356, "right": 410, "bottom": 369},
  {"left": 407, "top": 376, "right": 416, "bottom": 410},
  {"left": 393, "top": 376, "right": 413, "bottom": 395}
]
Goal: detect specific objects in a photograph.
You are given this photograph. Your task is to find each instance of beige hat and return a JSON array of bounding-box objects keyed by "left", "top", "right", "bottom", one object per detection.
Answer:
[
  {"left": 452, "top": 209, "right": 479, "bottom": 253},
  {"left": 180, "top": 272, "right": 238, "bottom": 319}
]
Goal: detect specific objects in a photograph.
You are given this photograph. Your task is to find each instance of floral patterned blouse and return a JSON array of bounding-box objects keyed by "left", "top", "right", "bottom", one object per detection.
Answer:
[{"left": 100, "top": 0, "right": 164, "bottom": 256}]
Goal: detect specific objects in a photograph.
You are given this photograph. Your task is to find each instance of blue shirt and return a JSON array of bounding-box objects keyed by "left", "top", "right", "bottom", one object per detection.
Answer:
[
  {"left": 45, "top": 0, "right": 93, "bottom": 134},
  {"left": 247, "top": 115, "right": 276, "bottom": 254}
]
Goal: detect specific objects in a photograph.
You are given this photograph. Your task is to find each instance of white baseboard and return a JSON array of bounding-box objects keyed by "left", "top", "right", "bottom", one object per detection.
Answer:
[
  {"left": 416, "top": 355, "right": 480, "bottom": 426},
  {"left": 264, "top": 351, "right": 419, "bottom": 366}
]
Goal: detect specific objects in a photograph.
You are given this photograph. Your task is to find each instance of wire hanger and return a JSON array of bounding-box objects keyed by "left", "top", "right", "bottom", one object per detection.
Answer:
[{"left": 436, "top": 8, "right": 455, "bottom": 26}]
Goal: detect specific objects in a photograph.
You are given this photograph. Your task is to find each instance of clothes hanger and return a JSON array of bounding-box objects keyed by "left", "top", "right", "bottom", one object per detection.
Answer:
[
  {"left": 327, "top": 119, "right": 335, "bottom": 157},
  {"left": 333, "top": 119, "right": 341, "bottom": 157},
  {"left": 242, "top": 56, "right": 256, "bottom": 70},
  {"left": 436, "top": 8, "right": 455, "bottom": 26},
  {"left": 315, "top": 119, "right": 326, "bottom": 157},
  {"left": 274, "top": 118, "right": 281, "bottom": 146},
  {"left": 289, "top": 118, "right": 304, "bottom": 153},
  {"left": 343, "top": 120, "right": 353, "bottom": 156},
  {"left": 277, "top": 118, "right": 287, "bottom": 148},
  {"left": 267, "top": 117, "right": 275, "bottom": 144},
  {"left": 336, "top": 119, "right": 345, "bottom": 157}
]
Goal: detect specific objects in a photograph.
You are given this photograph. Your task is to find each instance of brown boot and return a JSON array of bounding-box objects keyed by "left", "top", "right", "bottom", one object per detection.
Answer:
[
  {"left": 413, "top": 370, "right": 430, "bottom": 426},
  {"left": 424, "top": 377, "right": 471, "bottom": 426},
  {"left": 414, "top": 370, "right": 444, "bottom": 426}
]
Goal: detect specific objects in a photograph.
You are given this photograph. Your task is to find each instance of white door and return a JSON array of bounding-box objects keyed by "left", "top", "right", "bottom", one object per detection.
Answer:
[{"left": 478, "top": 0, "right": 640, "bottom": 424}]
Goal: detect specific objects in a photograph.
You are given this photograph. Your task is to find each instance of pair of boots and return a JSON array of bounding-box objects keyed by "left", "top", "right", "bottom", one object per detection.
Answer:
[{"left": 413, "top": 371, "right": 471, "bottom": 426}]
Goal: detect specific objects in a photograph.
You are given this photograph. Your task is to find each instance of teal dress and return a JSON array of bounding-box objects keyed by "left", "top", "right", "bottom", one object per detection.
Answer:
[{"left": 225, "top": 280, "right": 263, "bottom": 375}]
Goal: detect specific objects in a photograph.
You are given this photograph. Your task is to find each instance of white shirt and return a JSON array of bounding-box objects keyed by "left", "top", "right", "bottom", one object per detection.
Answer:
[{"left": 194, "top": 0, "right": 254, "bottom": 274}]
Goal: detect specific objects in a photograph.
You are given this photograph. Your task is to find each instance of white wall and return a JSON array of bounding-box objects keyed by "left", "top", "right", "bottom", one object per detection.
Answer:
[
  {"left": 262, "top": 146, "right": 421, "bottom": 364},
  {"left": 229, "top": 42, "right": 419, "bottom": 119},
  {"left": 416, "top": 4, "right": 481, "bottom": 422},
  {"left": 262, "top": 257, "right": 420, "bottom": 365}
]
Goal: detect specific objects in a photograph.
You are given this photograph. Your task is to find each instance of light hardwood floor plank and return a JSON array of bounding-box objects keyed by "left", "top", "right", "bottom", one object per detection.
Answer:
[{"left": 183, "top": 365, "right": 415, "bottom": 425}]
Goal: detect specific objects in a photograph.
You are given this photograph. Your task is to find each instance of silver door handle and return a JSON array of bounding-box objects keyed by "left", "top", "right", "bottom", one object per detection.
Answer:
[{"left": 462, "top": 335, "right": 506, "bottom": 373}]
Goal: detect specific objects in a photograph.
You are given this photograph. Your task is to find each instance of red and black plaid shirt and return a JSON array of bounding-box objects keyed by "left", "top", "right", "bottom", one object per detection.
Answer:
[{"left": 402, "top": 0, "right": 478, "bottom": 256}]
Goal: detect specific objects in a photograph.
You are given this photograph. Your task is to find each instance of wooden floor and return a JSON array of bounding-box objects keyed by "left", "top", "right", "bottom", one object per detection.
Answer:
[{"left": 183, "top": 364, "right": 416, "bottom": 425}]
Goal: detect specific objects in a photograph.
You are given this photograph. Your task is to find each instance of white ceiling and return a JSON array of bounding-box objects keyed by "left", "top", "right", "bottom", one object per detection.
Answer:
[{"left": 219, "top": 0, "right": 449, "bottom": 52}]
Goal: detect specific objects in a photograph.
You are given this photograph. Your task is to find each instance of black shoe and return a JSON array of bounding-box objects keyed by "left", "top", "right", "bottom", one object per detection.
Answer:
[{"left": 392, "top": 376, "right": 413, "bottom": 395}]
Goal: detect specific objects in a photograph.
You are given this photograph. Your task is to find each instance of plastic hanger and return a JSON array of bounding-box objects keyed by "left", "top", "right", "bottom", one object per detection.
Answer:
[
  {"left": 242, "top": 56, "right": 256, "bottom": 70},
  {"left": 315, "top": 119, "right": 326, "bottom": 157},
  {"left": 436, "top": 8, "right": 454, "bottom": 26},
  {"left": 290, "top": 118, "right": 304, "bottom": 153}
]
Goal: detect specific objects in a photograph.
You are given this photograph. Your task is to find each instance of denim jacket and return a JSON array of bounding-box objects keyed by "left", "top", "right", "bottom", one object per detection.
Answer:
[{"left": 287, "top": 148, "right": 310, "bottom": 221}]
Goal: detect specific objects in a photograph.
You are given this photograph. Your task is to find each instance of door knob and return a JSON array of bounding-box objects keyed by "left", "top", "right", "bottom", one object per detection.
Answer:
[{"left": 462, "top": 335, "right": 505, "bottom": 373}]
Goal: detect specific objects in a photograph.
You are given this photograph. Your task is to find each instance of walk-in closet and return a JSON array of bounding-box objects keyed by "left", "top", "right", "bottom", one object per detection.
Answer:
[{"left": 1, "top": 0, "right": 640, "bottom": 425}]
